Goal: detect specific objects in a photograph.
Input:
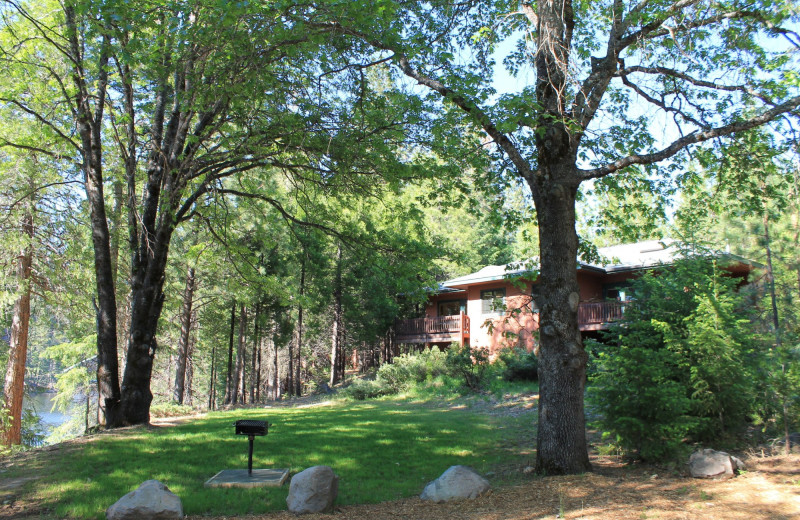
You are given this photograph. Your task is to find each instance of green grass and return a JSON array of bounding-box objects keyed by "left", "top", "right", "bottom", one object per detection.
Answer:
[{"left": 10, "top": 396, "right": 536, "bottom": 518}]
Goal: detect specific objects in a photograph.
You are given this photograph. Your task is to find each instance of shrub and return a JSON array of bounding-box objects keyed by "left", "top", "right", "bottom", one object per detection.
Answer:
[
  {"left": 446, "top": 343, "right": 490, "bottom": 391},
  {"left": 150, "top": 403, "right": 196, "bottom": 418},
  {"left": 498, "top": 346, "right": 538, "bottom": 381},
  {"left": 588, "top": 258, "right": 759, "bottom": 461},
  {"left": 376, "top": 347, "right": 448, "bottom": 392},
  {"left": 341, "top": 379, "right": 392, "bottom": 400}
]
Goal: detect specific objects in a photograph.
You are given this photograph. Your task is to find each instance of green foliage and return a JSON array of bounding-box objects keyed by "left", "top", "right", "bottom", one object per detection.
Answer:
[
  {"left": 341, "top": 378, "right": 392, "bottom": 401},
  {"left": 589, "top": 258, "right": 759, "bottom": 461},
  {"left": 446, "top": 344, "right": 491, "bottom": 391},
  {"left": 375, "top": 347, "right": 449, "bottom": 393},
  {"left": 497, "top": 346, "right": 539, "bottom": 382},
  {"left": 149, "top": 403, "right": 197, "bottom": 418}
]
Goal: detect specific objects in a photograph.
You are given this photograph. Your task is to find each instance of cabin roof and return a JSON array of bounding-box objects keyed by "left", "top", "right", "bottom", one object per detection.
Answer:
[{"left": 438, "top": 239, "right": 758, "bottom": 290}]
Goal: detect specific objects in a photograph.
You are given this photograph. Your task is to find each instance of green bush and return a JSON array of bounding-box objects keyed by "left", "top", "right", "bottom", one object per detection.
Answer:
[
  {"left": 589, "top": 258, "right": 759, "bottom": 461},
  {"left": 375, "top": 347, "right": 448, "bottom": 392},
  {"left": 446, "top": 343, "right": 490, "bottom": 391},
  {"left": 150, "top": 402, "right": 196, "bottom": 418},
  {"left": 341, "top": 378, "right": 392, "bottom": 400},
  {"left": 498, "top": 346, "right": 538, "bottom": 381},
  {"left": 589, "top": 336, "right": 699, "bottom": 461}
]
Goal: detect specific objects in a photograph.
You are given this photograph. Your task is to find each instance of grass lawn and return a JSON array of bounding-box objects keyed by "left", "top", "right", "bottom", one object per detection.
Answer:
[{"left": 10, "top": 395, "right": 536, "bottom": 519}]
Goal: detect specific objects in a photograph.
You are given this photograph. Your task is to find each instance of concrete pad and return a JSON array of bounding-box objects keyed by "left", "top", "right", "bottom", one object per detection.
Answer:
[{"left": 204, "top": 469, "right": 289, "bottom": 488}]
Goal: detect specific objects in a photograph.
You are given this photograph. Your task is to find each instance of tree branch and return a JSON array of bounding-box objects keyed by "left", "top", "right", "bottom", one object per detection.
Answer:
[{"left": 580, "top": 94, "right": 800, "bottom": 180}]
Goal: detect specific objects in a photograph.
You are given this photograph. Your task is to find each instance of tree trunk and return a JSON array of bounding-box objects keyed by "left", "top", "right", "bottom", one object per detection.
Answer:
[
  {"left": 224, "top": 302, "right": 236, "bottom": 404},
  {"left": 2, "top": 211, "right": 33, "bottom": 446},
  {"left": 295, "top": 255, "right": 306, "bottom": 396},
  {"left": 232, "top": 304, "right": 247, "bottom": 404},
  {"left": 172, "top": 266, "right": 196, "bottom": 404},
  {"left": 272, "top": 320, "right": 279, "bottom": 400},
  {"left": 528, "top": 165, "right": 592, "bottom": 475},
  {"left": 65, "top": 6, "right": 123, "bottom": 427},
  {"left": 185, "top": 314, "right": 197, "bottom": 407},
  {"left": 250, "top": 304, "right": 261, "bottom": 403},
  {"left": 329, "top": 243, "right": 343, "bottom": 387},
  {"left": 255, "top": 335, "right": 263, "bottom": 403},
  {"left": 208, "top": 341, "right": 217, "bottom": 411}
]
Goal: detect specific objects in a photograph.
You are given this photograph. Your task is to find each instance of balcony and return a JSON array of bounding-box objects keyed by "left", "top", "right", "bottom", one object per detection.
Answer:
[
  {"left": 577, "top": 300, "right": 625, "bottom": 331},
  {"left": 394, "top": 313, "right": 470, "bottom": 346},
  {"left": 395, "top": 301, "right": 625, "bottom": 344}
]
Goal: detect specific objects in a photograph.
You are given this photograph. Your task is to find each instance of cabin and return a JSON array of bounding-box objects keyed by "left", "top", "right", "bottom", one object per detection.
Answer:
[{"left": 394, "top": 240, "right": 757, "bottom": 356}]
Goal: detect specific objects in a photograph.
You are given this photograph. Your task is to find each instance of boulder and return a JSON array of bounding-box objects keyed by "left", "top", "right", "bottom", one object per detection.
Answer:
[
  {"left": 106, "top": 480, "right": 183, "bottom": 520},
  {"left": 286, "top": 466, "right": 339, "bottom": 514},
  {"left": 420, "top": 465, "right": 490, "bottom": 502},
  {"left": 689, "top": 449, "right": 742, "bottom": 480}
]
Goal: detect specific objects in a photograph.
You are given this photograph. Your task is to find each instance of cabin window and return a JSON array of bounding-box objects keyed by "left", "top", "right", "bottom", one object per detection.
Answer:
[
  {"left": 481, "top": 288, "right": 506, "bottom": 315},
  {"left": 438, "top": 299, "right": 466, "bottom": 316}
]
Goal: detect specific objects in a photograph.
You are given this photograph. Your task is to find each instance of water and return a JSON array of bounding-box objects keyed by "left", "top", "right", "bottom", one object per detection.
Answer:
[{"left": 24, "top": 391, "right": 84, "bottom": 442}]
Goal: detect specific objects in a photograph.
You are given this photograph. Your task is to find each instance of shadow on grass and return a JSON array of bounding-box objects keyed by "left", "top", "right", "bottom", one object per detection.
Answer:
[{"left": 25, "top": 400, "right": 533, "bottom": 519}]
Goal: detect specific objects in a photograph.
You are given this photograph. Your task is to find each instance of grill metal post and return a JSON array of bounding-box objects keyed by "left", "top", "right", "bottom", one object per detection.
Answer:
[
  {"left": 234, "top": 419, "right": 269, "bottom": 476},
  {"left": 247, "top": 435, "right": 255, "bottom": 475}
]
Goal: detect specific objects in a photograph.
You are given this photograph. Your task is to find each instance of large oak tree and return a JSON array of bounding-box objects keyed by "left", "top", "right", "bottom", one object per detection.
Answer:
[{"left": 313, "top": 0, "right": 800, "bottom": 473}]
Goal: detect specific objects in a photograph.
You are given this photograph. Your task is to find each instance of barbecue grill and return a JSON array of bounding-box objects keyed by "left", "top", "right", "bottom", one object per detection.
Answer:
[{"left": 234, "top": 419, "right": 269, "bottom": 475}]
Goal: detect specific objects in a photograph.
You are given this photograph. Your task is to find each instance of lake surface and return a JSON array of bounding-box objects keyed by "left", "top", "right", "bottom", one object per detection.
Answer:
[{"left": 24, "top": 391, "right": 82, "bottom": 442}]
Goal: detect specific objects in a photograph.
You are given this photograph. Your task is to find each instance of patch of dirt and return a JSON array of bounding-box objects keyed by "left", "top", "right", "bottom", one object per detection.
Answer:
[{"left": 189, "top": 454, "right": 800, "bottom": 520}]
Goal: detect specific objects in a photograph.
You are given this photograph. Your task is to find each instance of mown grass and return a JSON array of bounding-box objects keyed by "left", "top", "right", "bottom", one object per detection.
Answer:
[{"left": 10, "top": 395, "right": 537, "bottom": 519}]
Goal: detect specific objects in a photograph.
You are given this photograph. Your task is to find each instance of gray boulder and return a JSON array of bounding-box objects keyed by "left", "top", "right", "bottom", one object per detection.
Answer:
[
  {"left": 420, "top": 465, "right": 490, "bottom": 502},
  {"left": 106, "top": 480, "right": 183, "bottom": 520},
  {"left": 286, "top": 466, "right": 339, "bottom": 514},
  {"left": 689, "top": 449, "right": 743, "bottom": 480}
]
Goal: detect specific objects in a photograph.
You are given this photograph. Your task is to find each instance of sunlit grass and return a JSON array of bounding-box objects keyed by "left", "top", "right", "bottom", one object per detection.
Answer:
[{"left": 9, "top": 396, "right": 536, "bottom": 519}]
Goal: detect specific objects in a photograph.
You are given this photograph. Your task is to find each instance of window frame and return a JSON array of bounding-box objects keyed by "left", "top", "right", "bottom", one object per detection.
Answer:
[{"left": 480, "top": 288, "right": 506, "bottom": 315}]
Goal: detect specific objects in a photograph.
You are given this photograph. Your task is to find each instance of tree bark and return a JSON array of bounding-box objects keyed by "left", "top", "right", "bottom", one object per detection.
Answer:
[
  {"left": 64, "top": 5, "right": 123, "bottom": 427},
  {"left": 295, "top": 255, "right": 306, "bottom": 396},
  {"left": 208, "top": 341, "right": 217, "bottom": 411},
  {"left": 272, "top": 318, "right": 279, "bottom": 400},
  {"left": 528, "top": 170, "right": 592, "bottom": 475},
  {"left": 329, "top": 243, "right": 343, "bottom": 387},
  {"left": 173, "top": 266, "right": 196, "bottom": 404},
  {"left": 250, "top": 304, "right": 261, "bottom": 403},
  {"left": 224, "top": 302, "right": 236, "bottom": 404},
  {"left": 232, "top": 303, "right": 247, "bottom": 404},
  {"left": 2, "top": 211, "right": 33, "bottom": 446}
]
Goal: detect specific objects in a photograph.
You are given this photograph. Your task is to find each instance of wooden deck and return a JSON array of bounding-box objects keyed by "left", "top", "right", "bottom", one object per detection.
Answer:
[
  {"left": 577, "top": 301, "right": 625, "bottom": 331},
  {"left": 395, "top": 301, "right": 625, "bottom": 344},
  {"left": 394, "top": 313, "right": 470, "bottom": 346}
]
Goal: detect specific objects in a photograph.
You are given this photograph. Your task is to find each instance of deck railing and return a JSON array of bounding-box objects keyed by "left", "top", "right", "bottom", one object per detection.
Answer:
[
  {"left": 577, "top": 301, "right": 625, "bottom": 326},
  {"left": 395, "top": 301, "right": 624, "bottom": 341},
  {"left": 394, "top": 314, "right": 469, "bottom": 336}
]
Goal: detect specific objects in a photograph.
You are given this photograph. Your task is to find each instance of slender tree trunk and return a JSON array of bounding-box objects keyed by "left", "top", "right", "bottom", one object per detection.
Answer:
[
  {"left": 232, "top": 304, "right": 247, "bottom": 404},
  {"left": 65, "top": 6, "right": 122, "bottom": 427},
  {"left": 224, "top": 302, "right": 236, "bottom": 404},
  {"left": 2, "top": 211, "right": 33, "bottom": 446},
  {"left": 208, "top": 342, "right": 216, "bottom": 411},
  {"left": 185, "top": 316, "right": 196, "bottom": 407},
  {"left": 250, "top": 304, "right": 261, "bottom": 403},
  {"left": 173, "top": 266, "right": 196, "bottom": 404},
  {"left": 255, "top": 335, "right": 263, "bottom": 403},
  {"left": 329, "top": 243, "right": 343, "bottom": 387},
  {"left": 295, "top": 255, "right": 306, "bottom": 396},
  {"left": 287, "top": 320, "right": 294, "bottom": 397},
  {"left": 272, "top": 320, "right": 279, "bottom": 400}
]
